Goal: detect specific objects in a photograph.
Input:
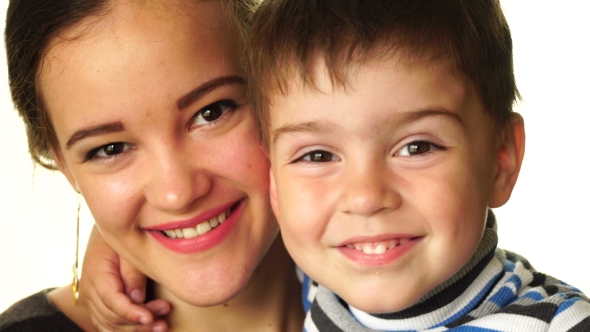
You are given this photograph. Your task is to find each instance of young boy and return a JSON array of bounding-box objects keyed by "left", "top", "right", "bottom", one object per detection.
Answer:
[
  {"left": 245, "top": 0, "right": 590, "bottom": 330},
  {"left": 83, "top": 0, "right": 590, "bottom": 331}
]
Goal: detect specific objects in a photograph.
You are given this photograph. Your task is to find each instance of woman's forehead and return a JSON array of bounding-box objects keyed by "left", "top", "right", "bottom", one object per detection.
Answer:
[
  {"left": 40, "top": 0, "right": 236, "bottom": 91},
  {"left": 39, "top": 0, "right": 241, "bottom": 145}
]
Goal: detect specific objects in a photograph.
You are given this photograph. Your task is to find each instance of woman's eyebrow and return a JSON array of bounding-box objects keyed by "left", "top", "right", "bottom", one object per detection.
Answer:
[
  {"left": 176, "top": 75, "right": 245, "bottom": 110},
  {"left": 65, "top": 75, "right": 246, "bottom": 149},
  {"left": 66, "top": 122, "right": 124, "bottom": 149}
]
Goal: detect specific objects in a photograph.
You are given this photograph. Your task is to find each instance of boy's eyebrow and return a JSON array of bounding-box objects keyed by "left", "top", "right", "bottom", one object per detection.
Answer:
[
  {"left": 176, "top": 75, "right": 245, "bottom": 110},
  {"left": 396, "top": 109, "right": 465, "bottom": 128},
  {"left": 272, "top": 108, "right": 464, "bottom": 145},
  {"left": 272, "top": 121, "right": 339, "bottom": 145}
]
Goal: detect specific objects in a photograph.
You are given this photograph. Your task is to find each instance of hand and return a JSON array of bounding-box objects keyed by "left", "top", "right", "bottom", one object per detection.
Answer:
[{"left": 79, "top": 226, "right": 171, "bottom": 332}]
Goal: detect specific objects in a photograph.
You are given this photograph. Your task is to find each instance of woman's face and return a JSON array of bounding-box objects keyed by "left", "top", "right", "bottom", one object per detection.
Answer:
[{"left": 41, "top": 1, "right": 277, "bottom": 306}]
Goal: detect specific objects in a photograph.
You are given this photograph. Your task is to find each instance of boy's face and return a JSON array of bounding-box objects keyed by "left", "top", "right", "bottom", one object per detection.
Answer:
[{"left": 267, "top": 55, "right": 523, "bottom": 313}]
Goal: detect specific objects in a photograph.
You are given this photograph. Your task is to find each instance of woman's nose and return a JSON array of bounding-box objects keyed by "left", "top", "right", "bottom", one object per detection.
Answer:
[
  {"left": 145, "top": 149, "right": 211, "bottom": 213},
  {"left": 338, "top": 161, "right": 401, "bottom": 216}
]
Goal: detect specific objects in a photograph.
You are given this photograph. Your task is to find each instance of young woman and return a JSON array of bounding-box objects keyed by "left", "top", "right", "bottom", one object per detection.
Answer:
[{"left": 0, "top": 0, "right": 303, "bottom": 331}]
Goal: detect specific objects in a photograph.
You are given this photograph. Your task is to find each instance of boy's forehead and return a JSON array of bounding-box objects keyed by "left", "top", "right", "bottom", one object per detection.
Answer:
[
  {"left": 267, "top": 50, "right": 464, "bottom": 101},
  {"left": 265, "top": 53, "right": 496, "bottom": 148},
  {"left": 267, "top": 53, "right": 469, "bottom": 114}
]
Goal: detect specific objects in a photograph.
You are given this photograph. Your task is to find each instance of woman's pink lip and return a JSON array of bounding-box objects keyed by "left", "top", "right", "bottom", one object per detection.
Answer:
[
  {"left": 337, "top": 236, "right": 422, "bottom": 267},
  {"left": 148, "top": 200, "right": 245, "bottom": 254},
  {"left": 144, "top": 200, "right": 238, "bottom": 231},
  {"left": 337, "top": 234, "right": 419, "bottom": 247}
]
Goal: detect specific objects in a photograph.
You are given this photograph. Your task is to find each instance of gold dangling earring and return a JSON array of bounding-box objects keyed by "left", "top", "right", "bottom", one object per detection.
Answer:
[{"left": 72, "top": 194, "right": 81, "bottom": 305}]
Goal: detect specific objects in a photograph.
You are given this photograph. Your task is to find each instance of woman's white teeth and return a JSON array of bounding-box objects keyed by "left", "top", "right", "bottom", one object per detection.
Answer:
[
  {"left": 197, "top": 222, "right": 211, "bottom": 235},
  {"left": 182, "top": 227, "right": 198, "bottom": 238},
  {"left": 162, "top": 210, "right": 229, "bottom": 239},
  {"left": 347, "top": 239, "right": 408, "bottom": 255},
  {"left": 209, "top": 217, "right": 219, "bottom": 228}
]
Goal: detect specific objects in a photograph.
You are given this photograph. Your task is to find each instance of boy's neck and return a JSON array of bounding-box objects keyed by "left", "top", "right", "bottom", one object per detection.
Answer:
[{"left": 157, "top": 236, "right": 304, "bottom": 332}]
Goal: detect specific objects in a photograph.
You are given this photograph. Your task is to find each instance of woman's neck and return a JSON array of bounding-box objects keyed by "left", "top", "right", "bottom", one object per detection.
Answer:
[{"left": 157, "top": 236, "right": 304, "bottom": 332}]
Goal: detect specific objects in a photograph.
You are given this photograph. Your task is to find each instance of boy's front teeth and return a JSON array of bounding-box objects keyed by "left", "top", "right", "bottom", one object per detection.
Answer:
[
  {"left": 346, "top": 239, "right": 410, "bottom": 255},
  {"left": 162, "top": 210, "right": 228, "bottom": 239}
]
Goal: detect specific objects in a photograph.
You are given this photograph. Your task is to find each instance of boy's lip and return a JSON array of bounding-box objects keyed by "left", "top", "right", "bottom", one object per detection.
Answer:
[
  {"left": 146, "top": 200, "right": 244, "bottom": 253},
  {"left": 336, "top": 234, "right": 423, "bottom": 267},
  {"left": 336, "top": 234, "right": 420, "bottom": 247}
]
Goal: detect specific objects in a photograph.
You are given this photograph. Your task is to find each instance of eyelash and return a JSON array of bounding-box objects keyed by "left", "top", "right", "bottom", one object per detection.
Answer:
[
  {"left": 189, "top": 99, "right": 239, "bottom": 130},
  {"left": 292, "top": 149, "right": 340, "bottom": 164},
  {"left": 290, "top": 140, "right": 445, "bottom": 164},
  {"left": 84, "top": 142, "right": 134, "bottom": 162},
  {"left": 394, "top": 140, "right": 445, "bottom": 157},
  {"left": 83, "top": 99, "right": 240, "bottom": 163}
]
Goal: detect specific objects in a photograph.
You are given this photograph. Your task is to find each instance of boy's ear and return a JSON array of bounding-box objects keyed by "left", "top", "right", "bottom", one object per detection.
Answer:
[
  {"left": 269, "top": 169, "right": 280, "bottom": 223},
  {"left": 489, "top": 113, "right": 525, "bottom": 208},
  {"left": 51, "top": 148, "right": 79, "bottom": 192}
]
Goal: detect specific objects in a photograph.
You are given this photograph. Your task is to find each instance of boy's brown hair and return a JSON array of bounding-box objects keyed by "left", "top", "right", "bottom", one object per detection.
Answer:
[{"left": 247, "top": 0, "right": 519, "bottom": 148}]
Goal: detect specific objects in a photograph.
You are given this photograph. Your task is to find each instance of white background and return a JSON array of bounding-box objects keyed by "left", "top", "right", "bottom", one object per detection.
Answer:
[{"left": 0, "top": 0, "right": 589, "bottom": 312}]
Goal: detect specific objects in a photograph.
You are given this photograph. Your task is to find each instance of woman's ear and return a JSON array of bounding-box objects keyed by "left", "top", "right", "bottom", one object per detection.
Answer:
[
  {"left": 51, "top": 148, "right": 79, "bottom": 192},
  {"left": 269, "top": 168, "right": 280, "bottom": 223},
  {"left": 489, "top": 113, "right": 526, "bottom": 208}
]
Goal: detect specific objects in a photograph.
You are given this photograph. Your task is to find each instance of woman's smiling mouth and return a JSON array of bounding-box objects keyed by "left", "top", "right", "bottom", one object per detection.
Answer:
[
  {"left": 161, "top": 209, "right": 229, "bottom": 239},
  {"left": 146, "top": 201, "right": 244, "bottom": 253}
]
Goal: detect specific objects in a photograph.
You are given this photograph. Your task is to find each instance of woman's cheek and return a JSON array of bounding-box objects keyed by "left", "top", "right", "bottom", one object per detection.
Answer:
[
  {"left": 82, "top": 174, "right": 142, "bottom": 230},
  {"left": 226, "top": 124, "right": 271, "bottom": 191}
]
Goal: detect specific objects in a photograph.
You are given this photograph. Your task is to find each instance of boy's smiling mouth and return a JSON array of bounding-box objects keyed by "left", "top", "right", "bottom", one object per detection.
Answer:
[
  {"left": 336, "top": 235, "right": 423, "bottom": 265},
  {"left": 345, "top": 238, "right": 412, "bottom": 255}
]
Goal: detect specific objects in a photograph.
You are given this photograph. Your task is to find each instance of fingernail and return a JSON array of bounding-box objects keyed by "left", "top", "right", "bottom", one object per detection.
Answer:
[
  {"left": 152, "top": 326, "right": 165, "bottom": 332},
  {"left": 139, "top": 316, "right": 149, "bottom": 325},
  {"left": 130, "top": 289, "right": 144, "bottom": 303},
  {"left": 157, "top": 307, "right": 169, "bottom": 316}
]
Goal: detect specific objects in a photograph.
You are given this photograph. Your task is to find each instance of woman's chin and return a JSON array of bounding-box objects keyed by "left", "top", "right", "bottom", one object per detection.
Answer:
[{"left": 155, "top": 264, "right": 255, "bottom": 307}]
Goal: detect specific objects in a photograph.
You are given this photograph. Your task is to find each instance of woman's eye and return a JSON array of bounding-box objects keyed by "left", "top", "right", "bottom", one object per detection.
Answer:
[
  {"left": 88, "top": 142, "right": 134, "bottom": 161},
  {"left": 191, "top": 100, "right": 237, "bottom": 128},
  {"left": 298, "top": 150, "right": 339, "bottom": 163},
  {"left": 396, "top": 141, "right": 438, "bottom": 157}
]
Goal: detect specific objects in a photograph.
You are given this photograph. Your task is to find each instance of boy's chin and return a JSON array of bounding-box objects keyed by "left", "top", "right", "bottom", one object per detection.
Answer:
[
  {"left": 349, "top": 300, "right": 413, "bottom": 315},
  {"left": 338, "top": 287, "right": 424, "bottom": 314}
]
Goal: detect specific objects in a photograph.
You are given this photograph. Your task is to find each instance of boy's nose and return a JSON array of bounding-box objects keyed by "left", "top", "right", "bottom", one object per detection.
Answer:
[
  {"left": 145, "top": 149, "right": 211, "bottom": 213},
  {"left": 338, "top": 161, "right": 401, "bottom": 216}
]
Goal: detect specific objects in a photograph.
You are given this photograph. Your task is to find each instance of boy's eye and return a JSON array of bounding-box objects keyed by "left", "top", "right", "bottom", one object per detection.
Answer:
[
  {"left": 191, "top": 100, "right": 236, "bottom": 128},
  {"left": 298, "top": 150, "right": 339, "bottom": 163},
  {"left": 88, "top": 142, "right": 134, "bottom": 161},
  {"left": 397, "top": 141, "right": 438, "bottom": 157}
]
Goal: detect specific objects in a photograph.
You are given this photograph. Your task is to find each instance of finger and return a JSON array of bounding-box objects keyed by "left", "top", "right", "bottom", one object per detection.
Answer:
[
  {"left": 151, "top": 319, "right": 169, "bottom": 332},
  {"left": 84, "top": 284, "right": 143, "bottom": 325},
  {"left": 144, "top": 299, "right": 171, "bottom": 317},
  {"left": 86, "top": 291, "right": 158, "bottom": 332},
  {"left": 98, "top": 281, "right": 155, "bottom": 324},
  {"left": 120, "top": 257, "right": 148, "bottom": 304}
]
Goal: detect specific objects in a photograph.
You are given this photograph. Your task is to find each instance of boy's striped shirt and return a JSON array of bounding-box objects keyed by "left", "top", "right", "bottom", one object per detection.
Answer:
[{"left": 301, "top": 213, "right": 590, "bottom": 331}]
